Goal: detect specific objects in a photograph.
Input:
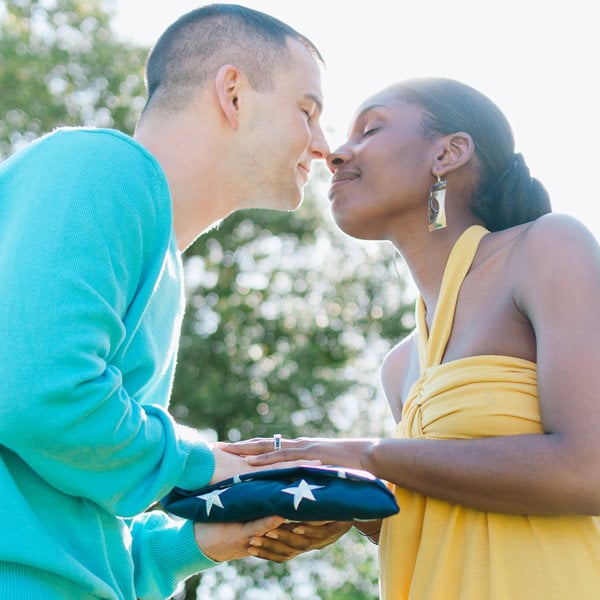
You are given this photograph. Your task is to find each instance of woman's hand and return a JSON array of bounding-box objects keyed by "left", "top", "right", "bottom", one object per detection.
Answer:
[
  {"left": 353, "top": 519, "right": 382, "bottom": 544},
  {"left": 220, "top": 436, "right": 375, "bottom": 472},
  {"left": 247, "top": 520, "right": 353, "bottom": 562}
]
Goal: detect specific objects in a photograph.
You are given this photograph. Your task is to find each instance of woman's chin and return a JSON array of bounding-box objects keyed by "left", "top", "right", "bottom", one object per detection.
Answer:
[{"left": 331, "top": 211, "right": 380, "bottom": 242}]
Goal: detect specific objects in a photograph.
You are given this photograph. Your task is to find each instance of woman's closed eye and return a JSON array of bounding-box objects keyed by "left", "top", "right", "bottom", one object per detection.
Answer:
[
  {"left": 363, "top": 127, "right": 379, "bottom": 138},
  {"left": 361, "top": 121, "right": 382, "bottom": 138}
]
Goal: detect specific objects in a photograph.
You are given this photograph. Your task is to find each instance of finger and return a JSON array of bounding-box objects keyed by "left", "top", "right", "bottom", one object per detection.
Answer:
[
  {"left": 288, "top": 523, "right": 335, "bottom": 539},
  {"left": 290, "top": 520, "right": 352, "bottom": 541},
  {"left": 291, "top": 520, "right": 334, "bottom": 527},
  {"left": 248, "top": 531, "right": 313, "bottom": 560},
  {"left": 221, "top": 438, "right": 274, "bottom": 456},
  {"left": 258, "top": 530, "right": 329, "bottom": 554},
  {"left": 247, "top": 545, "right": 297, "bottom": 563},
  {"left": 242, "top": 515, "right": 286, "bottom": 537},
  {"left": 277, "top": 523, "right": 329, "bottom": 539},
  {"left": 261, "top": 528, "right": 313, "bottom": 551},
  {"left": 259, "top": 521, "right": 351, "bottom": 552},
  {"left": 244, "top": 449, "right": 302, "bottom": 464},
  {"left": 253, "top": 458, "right": 322, "bottom": 471},
  {"left": 275, "top": 521, "right": 333, "bottom": 533}
]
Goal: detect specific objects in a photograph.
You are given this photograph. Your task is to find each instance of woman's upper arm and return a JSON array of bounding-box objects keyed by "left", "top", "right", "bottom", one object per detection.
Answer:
[
  {"left": 513, "top": 214, "right": 600, "bottom": 473},
  {"left": 381, "top": 332, "right": 416, "bottom": 423}
]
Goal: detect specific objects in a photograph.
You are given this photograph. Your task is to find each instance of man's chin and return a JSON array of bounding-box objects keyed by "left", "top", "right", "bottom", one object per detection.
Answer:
[
  {"left": 258, "top": 190, "right": 303, "bottom": 212},
  {"left": 287, "top": 193, "right": 304, "bottom": 211}
]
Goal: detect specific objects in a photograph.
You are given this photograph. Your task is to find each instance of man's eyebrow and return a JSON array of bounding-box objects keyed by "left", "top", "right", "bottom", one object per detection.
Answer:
[{"left": 304, "top": 93, "right": 323, "bottom": 115}]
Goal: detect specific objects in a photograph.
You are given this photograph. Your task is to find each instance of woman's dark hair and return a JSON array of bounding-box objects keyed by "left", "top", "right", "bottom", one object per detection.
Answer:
[
  {"left": 144, "top": 3, "right": 323, "bottom": 113},
  {"left": 392, "top": 78, "right": 551, "bottom": 231}
]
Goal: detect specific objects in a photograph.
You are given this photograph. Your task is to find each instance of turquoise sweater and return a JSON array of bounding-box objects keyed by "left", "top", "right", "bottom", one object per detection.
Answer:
[{"left": 0, "top": 128, "right": 218, "bottom": 599}]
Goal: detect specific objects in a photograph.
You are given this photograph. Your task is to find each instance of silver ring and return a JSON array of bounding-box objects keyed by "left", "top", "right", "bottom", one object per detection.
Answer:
[{"left": 273, "top": 434, "right": 282, "bottom": 451}]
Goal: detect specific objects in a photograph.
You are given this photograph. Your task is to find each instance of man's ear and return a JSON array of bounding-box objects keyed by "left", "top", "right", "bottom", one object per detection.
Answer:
[
  {"left": 432, "top": 132, "right": 475, "bottom": 176},
  {"left": 215, "top": 64, "right": 243, "bottom": 129}
]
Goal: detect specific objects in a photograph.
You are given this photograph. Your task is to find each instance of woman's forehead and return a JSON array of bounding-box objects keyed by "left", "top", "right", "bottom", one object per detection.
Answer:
[
  {"left": 358, "top": 83, "right": 404, "bottom": 109},
  {"left": 352, "top": 90, "right": 421, "bottom": 127}
]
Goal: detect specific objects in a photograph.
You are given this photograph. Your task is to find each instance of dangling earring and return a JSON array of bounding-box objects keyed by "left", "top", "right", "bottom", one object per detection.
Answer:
[{"left": 427, "top": 173, "right": 447, "bottom": 231}]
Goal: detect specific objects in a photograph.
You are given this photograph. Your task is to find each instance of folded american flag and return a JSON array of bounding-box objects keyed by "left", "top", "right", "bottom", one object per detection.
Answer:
[{"left": 161, "top": 465, "right": 399, "bottom": 522}]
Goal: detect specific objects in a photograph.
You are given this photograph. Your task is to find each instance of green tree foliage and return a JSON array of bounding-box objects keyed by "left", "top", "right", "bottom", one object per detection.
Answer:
[
  {"left": 1, "top": 1, "right": 417, "bottom": 597},
  {"left": 172, "top": 178, "right": 414, "bottom": 443},
  {"left": 0, "top": 0, "right": 147, "bottom": 157}
]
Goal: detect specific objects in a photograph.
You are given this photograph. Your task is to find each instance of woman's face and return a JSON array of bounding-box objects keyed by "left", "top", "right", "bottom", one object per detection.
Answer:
[{"left": 327, "top": 86, "right": 438, "bottom": 240}]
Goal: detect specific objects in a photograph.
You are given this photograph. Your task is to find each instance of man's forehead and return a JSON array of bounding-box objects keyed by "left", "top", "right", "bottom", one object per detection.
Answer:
[
  {"left": 286, "top": 37, "right": 323, "bottom": 75},
  {"left": 281, "top": 40, "right": 324, "bottom": 104}
]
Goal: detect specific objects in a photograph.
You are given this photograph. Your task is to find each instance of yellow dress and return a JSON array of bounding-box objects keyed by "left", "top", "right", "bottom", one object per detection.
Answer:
[{"left": 379, "top": 225, "right": 600, "bottom": 599}]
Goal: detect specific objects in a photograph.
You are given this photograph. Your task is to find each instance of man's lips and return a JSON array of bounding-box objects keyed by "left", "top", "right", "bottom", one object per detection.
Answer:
[{"left": 298, "top": 164, "right": 311, "bottom": 179}]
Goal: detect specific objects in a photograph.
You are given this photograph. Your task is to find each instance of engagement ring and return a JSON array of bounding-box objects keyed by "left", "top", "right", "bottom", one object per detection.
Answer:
[{"left": 273, "top": 434, "right": 282, "bottom": 451}]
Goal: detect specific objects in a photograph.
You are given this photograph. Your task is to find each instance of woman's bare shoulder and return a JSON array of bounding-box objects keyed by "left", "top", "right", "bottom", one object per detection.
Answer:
[
  {"left": 511, "top": 213, "right": 599, "bottom": 260},
  {"left": 500, "top": 213, "right": 600, "bottom": 338}
]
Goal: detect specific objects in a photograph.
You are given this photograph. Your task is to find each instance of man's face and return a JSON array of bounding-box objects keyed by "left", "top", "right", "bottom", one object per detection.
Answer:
[{"left": 240, "top": 39, "right": 329, "bottom": 211}]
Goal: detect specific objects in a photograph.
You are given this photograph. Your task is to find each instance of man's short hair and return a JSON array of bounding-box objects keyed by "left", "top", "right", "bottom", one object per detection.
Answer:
[{"left": 144, "top": 3, "right": 323, "bottom": 112}]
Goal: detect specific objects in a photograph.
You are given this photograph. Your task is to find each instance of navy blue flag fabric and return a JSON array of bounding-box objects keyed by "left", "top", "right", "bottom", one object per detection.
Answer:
[{"left": 161, "top": 465, "right": 399, "bottom": 522}]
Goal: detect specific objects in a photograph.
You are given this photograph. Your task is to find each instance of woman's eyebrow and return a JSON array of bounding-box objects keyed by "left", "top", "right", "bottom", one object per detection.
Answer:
[{"left": 354, "top": 103, "right": 385, "bottom": 122}]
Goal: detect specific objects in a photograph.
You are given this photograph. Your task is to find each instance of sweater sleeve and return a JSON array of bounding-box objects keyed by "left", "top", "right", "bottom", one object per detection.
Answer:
[
  {"left": 130, "top": 512, "right": 219, "bottom": 600},
  {"left": 0, "top": 129, "right": 213, "bottom": 516}
]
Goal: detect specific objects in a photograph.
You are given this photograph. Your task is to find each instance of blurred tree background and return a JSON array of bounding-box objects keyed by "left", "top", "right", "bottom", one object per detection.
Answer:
[{"left": 0, "top": 0, "right": 416, "bottom": 598}]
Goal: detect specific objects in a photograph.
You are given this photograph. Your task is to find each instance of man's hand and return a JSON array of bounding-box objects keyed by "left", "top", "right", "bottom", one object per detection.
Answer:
[
  {"left": 193, "top": 518, "right": 351, "bottom": 564},
  {"left": 210, "top": 443, "right": 320, "bottom": 485},
  {"left": 193, "top": 516, "right": 286, "bottom": 562}
]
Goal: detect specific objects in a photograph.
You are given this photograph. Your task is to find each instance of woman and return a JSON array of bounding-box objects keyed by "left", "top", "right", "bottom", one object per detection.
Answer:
[{"left": 226, "top": 78, "right": 600, "bottom": 598}]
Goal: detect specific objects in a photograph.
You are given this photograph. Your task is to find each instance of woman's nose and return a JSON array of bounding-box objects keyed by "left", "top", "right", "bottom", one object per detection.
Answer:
[{"left": 326, "top": 146, "right": 351, "bottom": 173}]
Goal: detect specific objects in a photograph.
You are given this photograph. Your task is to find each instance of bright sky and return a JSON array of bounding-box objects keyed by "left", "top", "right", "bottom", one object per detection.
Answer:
[{"left": 113, "top": 0, "right": 600, "bottom": 239}]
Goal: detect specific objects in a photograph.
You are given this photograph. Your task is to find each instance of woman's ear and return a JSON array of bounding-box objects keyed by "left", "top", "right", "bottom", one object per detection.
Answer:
[
  {"left": 432, "top": 132, "right": 475, "bottom": 176},
  {"left": 214, "top": 64, "right": 243, "bottom": 129}
]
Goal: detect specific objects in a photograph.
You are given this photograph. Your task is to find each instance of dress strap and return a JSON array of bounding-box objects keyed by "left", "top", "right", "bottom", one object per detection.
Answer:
[{"left": 416, "top": 225, "right": 489, "bottom": 370}]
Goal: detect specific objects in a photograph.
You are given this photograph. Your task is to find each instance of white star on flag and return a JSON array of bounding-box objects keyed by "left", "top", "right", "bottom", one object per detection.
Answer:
[
  {"left": 330, "top": 467, "right": 348, "bottom": 479},
  {"left": 281, "top": 479, "right": 325, "bottom": 510},
  {"left": 199, "top": 489, "right": 226, "bottom": 516}
]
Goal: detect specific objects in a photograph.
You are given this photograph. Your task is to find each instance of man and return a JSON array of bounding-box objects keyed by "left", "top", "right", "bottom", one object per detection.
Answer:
[{"left": 0, "top": 5, "right": 348, "bottom": 599}]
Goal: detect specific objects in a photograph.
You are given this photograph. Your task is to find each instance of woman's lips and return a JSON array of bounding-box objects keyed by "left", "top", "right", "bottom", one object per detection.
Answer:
[{"left": 329, "top": 170, "right": 360, "bottom": 199}]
